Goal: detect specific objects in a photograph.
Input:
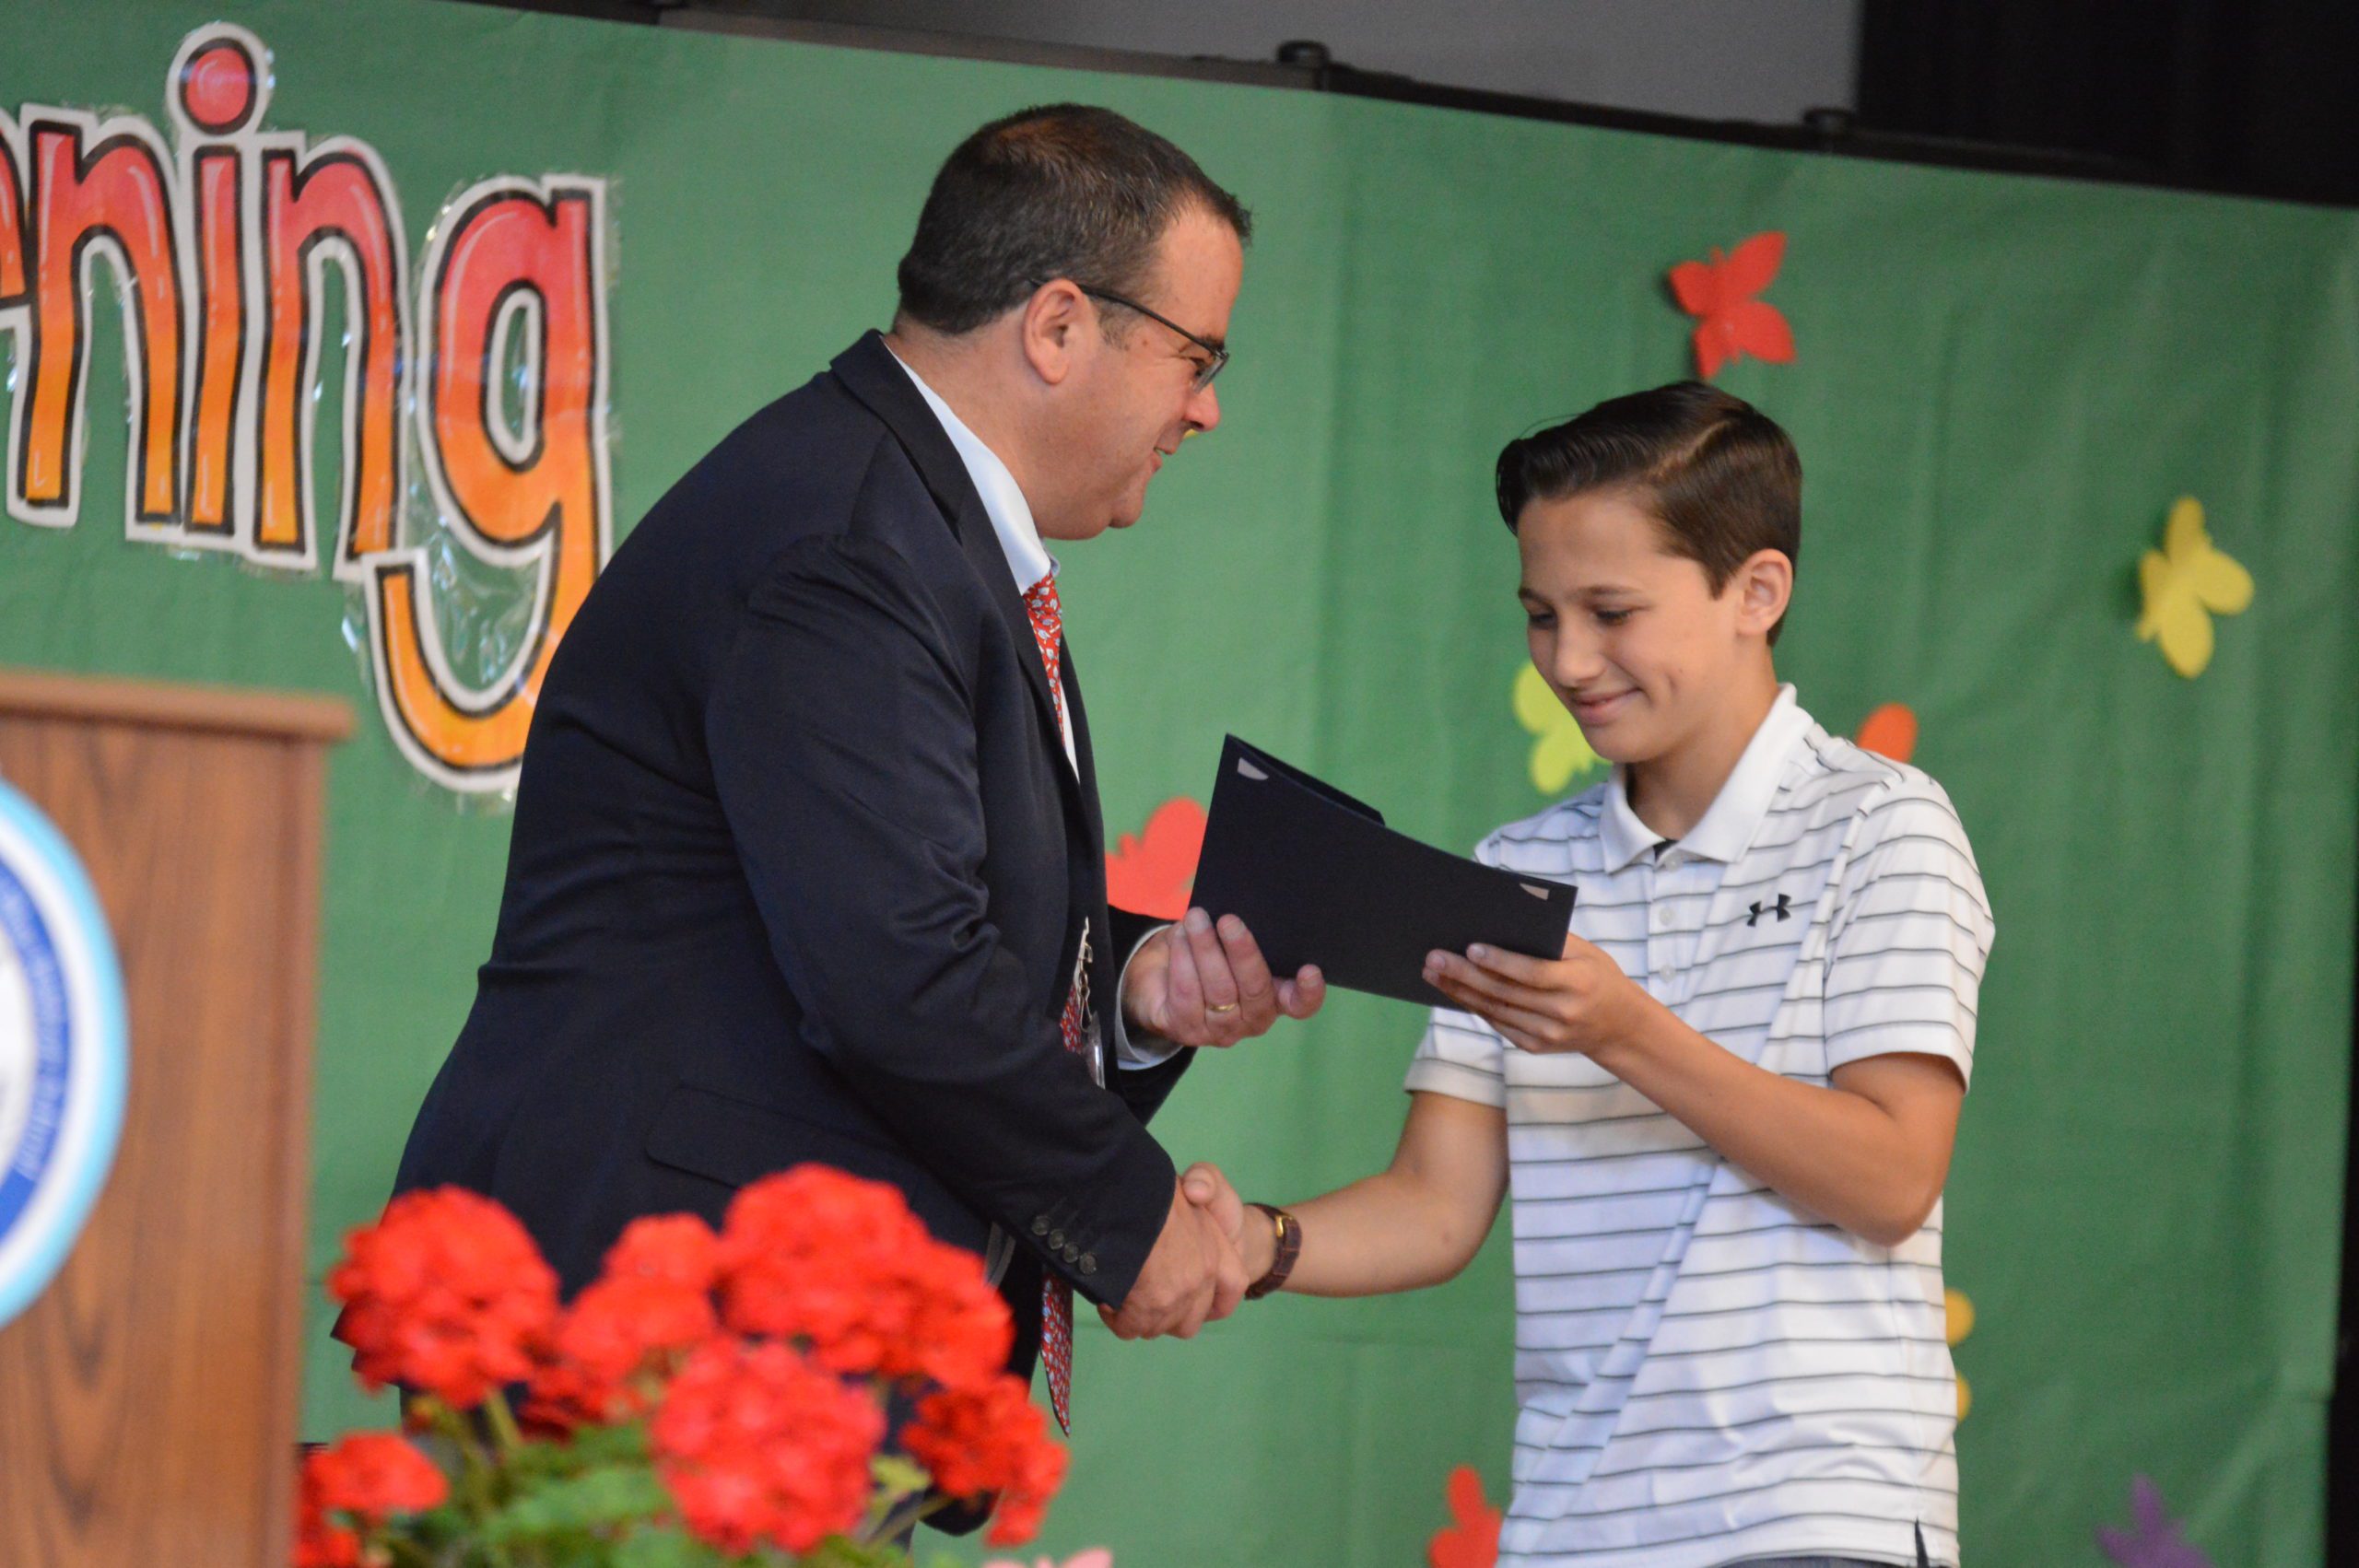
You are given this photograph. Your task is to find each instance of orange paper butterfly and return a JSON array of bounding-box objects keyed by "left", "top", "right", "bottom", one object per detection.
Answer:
[{"left": 1668, "top": 231, "right": 1795, "bottom": 380}]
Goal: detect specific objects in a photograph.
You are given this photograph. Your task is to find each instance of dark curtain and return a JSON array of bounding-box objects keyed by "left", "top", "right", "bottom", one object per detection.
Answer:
[{"left": 1855, "top": 0, "right": 2359, "bottom": 205}]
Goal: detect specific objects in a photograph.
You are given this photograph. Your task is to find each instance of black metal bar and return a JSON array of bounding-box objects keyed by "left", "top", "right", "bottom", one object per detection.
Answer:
[
  {"left": 436, "top": 0, "right": 2359, "bottom": 208},
  {"left": 659, "top": 8, "right": 1309, "bottom": 88}
]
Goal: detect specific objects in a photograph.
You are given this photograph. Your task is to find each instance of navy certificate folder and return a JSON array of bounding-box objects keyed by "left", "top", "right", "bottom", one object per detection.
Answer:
[{"left": 1188, "top": 736, "right": 1578, "bottom": 1005}]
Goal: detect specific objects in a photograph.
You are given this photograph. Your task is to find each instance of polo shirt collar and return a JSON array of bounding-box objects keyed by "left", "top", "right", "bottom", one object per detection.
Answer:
[
  {"left": 887, "top": 349, "right": 1056, "bottom": 594},
  {"left": 1599, "top": 685, "right": 1812, "bottom": 872}
]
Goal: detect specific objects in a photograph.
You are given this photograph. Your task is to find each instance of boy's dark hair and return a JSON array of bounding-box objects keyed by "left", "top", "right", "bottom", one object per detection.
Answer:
[
  {"left": 896, "top": 104, "right": 1252, "bottom": 336},
  {"left": 1495, "top": 382, "right": 1802, "bottom": 642}
]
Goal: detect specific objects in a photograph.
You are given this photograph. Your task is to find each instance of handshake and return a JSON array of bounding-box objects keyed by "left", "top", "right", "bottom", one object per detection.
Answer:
[
  {"left": 1093, "top": 909, "right": 1324, "bottom": 1339},
  {"left": 1097, "top": 1163, "right": 1262, "bottom": 1340}
]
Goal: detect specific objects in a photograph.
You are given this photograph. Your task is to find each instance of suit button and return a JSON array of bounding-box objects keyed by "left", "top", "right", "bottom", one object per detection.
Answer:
[
  {"left": 1048, "top": 1230, "right": 1065, "bottom": 1250},
  {"left": 1079, "top": 1254, "right": 1097, "bottom": 1275},
  {"left": 1031, "top": 1218, "right": 1050, "bottom": 1236},
  {"left": 1062, "top": 1244, "right": 1081, "bottom": 1263}
]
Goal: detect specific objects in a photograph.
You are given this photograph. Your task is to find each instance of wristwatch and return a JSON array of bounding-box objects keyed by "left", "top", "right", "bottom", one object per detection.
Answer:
[{"left": 1244, "top": 1202, "right": 1301, "bottom": 1300}]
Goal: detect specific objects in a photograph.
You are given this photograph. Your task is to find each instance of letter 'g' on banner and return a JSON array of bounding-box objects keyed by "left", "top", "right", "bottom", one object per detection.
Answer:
[{"left": 367, "top": 179, "right": 613, "bottom": 791}]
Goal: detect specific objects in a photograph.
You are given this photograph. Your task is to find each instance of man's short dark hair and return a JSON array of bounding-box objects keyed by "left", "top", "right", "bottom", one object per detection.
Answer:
[
  {"left": 1495, "top": 382, "right": 1802, "bottom": 641},
  {"left": 896, "top": 103, "right": 1252, "bottom": 336}
]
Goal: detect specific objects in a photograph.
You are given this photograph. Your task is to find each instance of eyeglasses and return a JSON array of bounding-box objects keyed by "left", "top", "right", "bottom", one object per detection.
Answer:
[{"left": 1069, "top": 283, "right": 1229, "bottom": 391}]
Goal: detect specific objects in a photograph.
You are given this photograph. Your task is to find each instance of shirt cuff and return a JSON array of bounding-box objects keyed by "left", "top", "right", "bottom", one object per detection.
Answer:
[{"left": 1112, "top": 923, "right": 1183, "bottom": 1071}]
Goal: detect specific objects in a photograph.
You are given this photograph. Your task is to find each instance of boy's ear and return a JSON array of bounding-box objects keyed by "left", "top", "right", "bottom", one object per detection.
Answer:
[{"left": 1731, "top": 548, "right": 1793, "bottom": 638}]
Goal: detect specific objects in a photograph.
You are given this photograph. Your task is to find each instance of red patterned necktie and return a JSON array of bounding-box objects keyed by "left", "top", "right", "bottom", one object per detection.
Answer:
[
  {"left": 1021, "top": 572, "right": 1071, "bottom": 743},
  {"left": 1022, "top": 571, "right": 1086, "bottom": 1433}
]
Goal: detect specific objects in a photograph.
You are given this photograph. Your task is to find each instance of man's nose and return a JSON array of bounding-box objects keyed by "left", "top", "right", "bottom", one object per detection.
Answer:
[{"left": 1185, "top": 380, "right": 1221, "bottom": 435}]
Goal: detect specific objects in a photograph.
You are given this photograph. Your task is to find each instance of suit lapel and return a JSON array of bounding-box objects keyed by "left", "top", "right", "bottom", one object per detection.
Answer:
[
  {"left": 1063, "top": 644, "right": 1109, "bottom": 883},
  {"left": 1063, "top": 640, "right": 1117, "bottom": 1071},
  {"left": 829, "top": 332, "right": 1086, "bottom": 825}
]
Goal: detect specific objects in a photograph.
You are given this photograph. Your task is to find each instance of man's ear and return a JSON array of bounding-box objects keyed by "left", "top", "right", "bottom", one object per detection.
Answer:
[
  {"left": 1732, "top": 548, "right": 1793, "bottom": 637},
  {"left": 1018, "top": 281, "right": 1090, "bottom": 387}
]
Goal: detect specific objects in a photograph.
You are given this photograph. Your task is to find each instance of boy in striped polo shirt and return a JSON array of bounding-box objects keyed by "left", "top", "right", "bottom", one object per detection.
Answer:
[{"left": 1209, "top": 383, "right": 1993, "bottom": 1566}]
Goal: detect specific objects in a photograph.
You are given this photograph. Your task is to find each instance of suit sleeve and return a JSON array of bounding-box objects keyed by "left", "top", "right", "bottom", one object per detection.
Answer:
[
  {"left": 1102, "top": 906, "right": 1193, "bottom": 1123},
  {"left": 705, "top": 527, "right": 1173, "bottom": 1307}
]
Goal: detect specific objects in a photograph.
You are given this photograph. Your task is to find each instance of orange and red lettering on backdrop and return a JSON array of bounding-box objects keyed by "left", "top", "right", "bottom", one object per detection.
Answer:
[{"left": 0, "top": 24, "right": 614, "bottom": 794}]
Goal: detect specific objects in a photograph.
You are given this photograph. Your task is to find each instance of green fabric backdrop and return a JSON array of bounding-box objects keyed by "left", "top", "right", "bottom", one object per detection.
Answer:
[{"left": 3, "top": 3, "right": 2353, "bottom": 1562}]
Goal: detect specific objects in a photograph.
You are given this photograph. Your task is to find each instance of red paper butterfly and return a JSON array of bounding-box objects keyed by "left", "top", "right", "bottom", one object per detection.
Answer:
[
  {"left": 1668, "top": 231, "right": 1795, "bottom": 380},
  {"left": 1104, "top": 797, "right": 1207, "bottom": 920},
  {"left": 1428, "top": 1465, "right": 1501, "bottom": 1568}
]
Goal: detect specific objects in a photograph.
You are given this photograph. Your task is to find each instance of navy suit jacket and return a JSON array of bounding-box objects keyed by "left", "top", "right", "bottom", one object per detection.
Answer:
[{"left": 393, "top": 332, "right": 1191, "bottom": 1376}]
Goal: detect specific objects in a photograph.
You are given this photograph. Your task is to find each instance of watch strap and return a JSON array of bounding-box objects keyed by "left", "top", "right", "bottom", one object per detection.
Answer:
[{"left": 1244, "top": 1202, "right": 1301, "bottom": 1300}]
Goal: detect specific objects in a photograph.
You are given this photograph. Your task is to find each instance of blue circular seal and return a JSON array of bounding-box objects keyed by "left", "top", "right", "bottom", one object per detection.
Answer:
[{"left": 0, "top": 775, "right": 127, "bottom": 1329}]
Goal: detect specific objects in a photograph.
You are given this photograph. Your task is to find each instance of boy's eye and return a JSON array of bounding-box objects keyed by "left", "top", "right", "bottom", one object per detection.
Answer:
[
  {"left": 1524, "top": 610, "right": 1555, "bottom": 628},
  {"left": 1595, "top": 608, "right": 1634, "bottom": 626}
]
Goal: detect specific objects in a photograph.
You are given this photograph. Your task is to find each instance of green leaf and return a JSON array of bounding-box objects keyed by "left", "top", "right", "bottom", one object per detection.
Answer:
[
  {"left": 479, "top": 1464, "right": 673, "bottom": 1543},
  {"left": 612, "top": 1525, "right": 725, "bottom": 1568},
  {"left": 869, "top": 1456, "right": 932, "bottom": 1500},
  {"left": 494, "top": 1434, "right": 581, "bottom": 1489},
  {"left": 563, "top": 1420, "right": 654, "bottom": 1469},
  {"left": 792, "top": 1537, "right": 918, "bottom": 1568}
]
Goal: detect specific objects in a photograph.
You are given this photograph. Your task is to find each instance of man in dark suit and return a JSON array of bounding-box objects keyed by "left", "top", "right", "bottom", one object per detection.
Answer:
[{"left": 389, "top": 104, "right": 1322, "bottom": 1433}]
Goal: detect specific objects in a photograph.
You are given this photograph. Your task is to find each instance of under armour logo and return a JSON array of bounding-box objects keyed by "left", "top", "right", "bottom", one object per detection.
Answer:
[{"left": 1747, "top": 894, "right": 1792, "bottom": 926}]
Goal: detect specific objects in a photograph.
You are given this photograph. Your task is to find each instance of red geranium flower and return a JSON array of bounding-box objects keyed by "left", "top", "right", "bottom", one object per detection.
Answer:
[
  {"left": 328, "top": 1188, "right": 559, "bottom": 1410},
  {"left": 523, "top": 1274, "right": 718, "bottom": 1430},
  {"left": 903, "top": 1374, "right": 1068, "bottom": 1548},
  {"left": 296, "top": 1432, "right": 448, "bottom": 1564},
  {"left": 717, "top": 1166, "right": 1012, "bottom": 1388},
  {"left": 651, "top": 1339, "right": 885, "bottom": 1556},
  {"left": 604, "top": 1213, "right": 722, "bottom": 1292},
  {"left": 307, "top": 1433, "right": 449, "bottom": 1521},
  {"left": 897, "top": 1238, "right": 1021, "bottom": 1390},
  {"left": 293, "top": 1460, "right": 362, "bottom": 1568}
]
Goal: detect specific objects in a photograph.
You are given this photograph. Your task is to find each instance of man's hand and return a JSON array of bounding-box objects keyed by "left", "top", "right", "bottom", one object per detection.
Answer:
[
  {"left": 1122, "top": 908, "right": 1325, "bottom": 1047},
  {"left": 1098, "top": 1177, "right": 1249, "bottom": 1340},
  {"left": 1422, "top": 933, "right": 1657, "bottom": 1059},
  {"left": 1180, "top": 1160, "right": 1274, "bottom": 1282},
  {"left": 1179, "top": 1160, "right": 1245, "bottom": 1243}
]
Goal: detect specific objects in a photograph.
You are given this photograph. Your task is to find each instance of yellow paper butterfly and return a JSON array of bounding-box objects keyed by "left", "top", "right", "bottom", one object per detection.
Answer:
[
  {"left": 2136, "top": 497, "right": 2252, "bottom": 678},
  {"left": 1945, "top": 1287, "right": 1976, "bottom": 1420},
  {"left": 1513, "top": 664, "right": 1604, "bottom": 794}
]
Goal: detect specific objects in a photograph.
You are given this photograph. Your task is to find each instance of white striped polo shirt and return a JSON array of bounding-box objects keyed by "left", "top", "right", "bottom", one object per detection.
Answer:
[{"left": 1406, "top": 685, "right": 1994, "bottom": 1568}]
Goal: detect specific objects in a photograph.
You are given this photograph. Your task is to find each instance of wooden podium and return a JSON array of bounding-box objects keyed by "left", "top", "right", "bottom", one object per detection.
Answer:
[{"left": 0, "top": 669, "right": 352, "bottom": 1568}]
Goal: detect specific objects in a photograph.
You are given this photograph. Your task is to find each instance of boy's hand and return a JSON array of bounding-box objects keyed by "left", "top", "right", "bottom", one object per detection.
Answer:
[{"left": 1424, "top": 934, "right": 1653, "bottom": 1058}]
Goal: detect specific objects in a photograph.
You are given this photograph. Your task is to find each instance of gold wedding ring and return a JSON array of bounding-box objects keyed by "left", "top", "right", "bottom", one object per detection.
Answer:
[{"left": 1205, "top": 1000, "right": 1239, "bottom": 1015}]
